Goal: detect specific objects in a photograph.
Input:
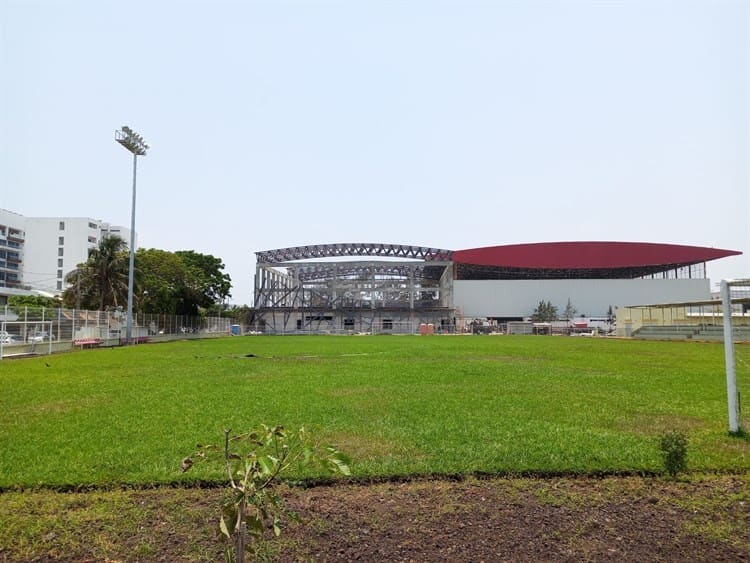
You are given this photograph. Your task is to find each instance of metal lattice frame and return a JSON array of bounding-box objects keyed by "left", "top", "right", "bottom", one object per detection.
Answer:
[
  {"left": 289, "top": 262, "right": 447, "bottom": 282},
  {"left": 253, "top": 243, "right": 455, "bottom": 334},
  {"left": 256, "top": 243, "right": 453, "bottom": 264}
]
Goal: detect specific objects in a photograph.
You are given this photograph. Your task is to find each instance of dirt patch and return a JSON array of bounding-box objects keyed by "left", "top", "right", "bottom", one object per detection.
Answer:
[
  {"left": 1, "top": 475, "right": 748, "bottom": 562},
  {"left": 276, "top": 475, "right": 750, "bottom": 562}
]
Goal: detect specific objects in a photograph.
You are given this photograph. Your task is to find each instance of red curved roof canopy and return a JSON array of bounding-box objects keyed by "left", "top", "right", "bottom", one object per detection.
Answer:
[{"left": 452, "top": 242, "right": 741, "bottom": 270}]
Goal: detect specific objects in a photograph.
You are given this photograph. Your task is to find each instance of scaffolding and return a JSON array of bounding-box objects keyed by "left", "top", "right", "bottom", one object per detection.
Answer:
[{"left": 253, "top": 243, "right": 455, "bottom": 334}]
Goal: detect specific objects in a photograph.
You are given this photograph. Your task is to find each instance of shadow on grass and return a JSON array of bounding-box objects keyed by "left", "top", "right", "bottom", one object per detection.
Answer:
[{"left": 729, "top": 428, "right": 750, "bottom": 443}]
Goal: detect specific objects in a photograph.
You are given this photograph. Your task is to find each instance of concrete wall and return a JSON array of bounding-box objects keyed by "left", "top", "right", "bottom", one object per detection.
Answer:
[{"left": 453, "top": 278, "right": 711, "bottom": 318}]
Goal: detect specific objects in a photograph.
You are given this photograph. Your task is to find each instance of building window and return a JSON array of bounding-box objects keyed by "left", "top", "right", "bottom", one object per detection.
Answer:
[
  {"left": 89, "top": 222, "right": 97, "bottom": 229},
  {"left": 57, "top": 281, "right": 62, "bottom": 290},
  {"left": 88, "top": 236, "right": 97, "bottom": 244},
  {"left": 57, "top": 269, "right": 63, "bottom": 279},
  {"left": 59, "top": 221, "right": 65, "bottom": 230},
  {"left": 58, "top": 258, "right": 63, "bottom": 267},
  {"left": 58, "top": 248, "right": 64, "bottom": 257},
  {"left": 58, "top": 236, "right": 64, "bottom": 245}
]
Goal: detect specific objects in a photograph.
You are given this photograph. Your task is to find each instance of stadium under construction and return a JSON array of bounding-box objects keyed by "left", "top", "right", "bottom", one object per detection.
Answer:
[{"left": 252, "top": 241, "right": 741, "bottom": 334}]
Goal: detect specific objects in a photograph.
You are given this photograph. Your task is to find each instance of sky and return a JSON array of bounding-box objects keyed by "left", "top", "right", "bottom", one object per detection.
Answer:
[{"left": 1, "top": 0, "right": 748, "bottom": 305}]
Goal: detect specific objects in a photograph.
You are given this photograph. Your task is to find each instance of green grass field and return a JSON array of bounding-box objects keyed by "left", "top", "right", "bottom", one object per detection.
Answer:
[{"left": 1, "top": 335, "right": 748, "bottom": 488}]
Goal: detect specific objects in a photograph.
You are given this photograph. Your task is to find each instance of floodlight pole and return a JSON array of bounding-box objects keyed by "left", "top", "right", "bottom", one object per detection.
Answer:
[
  {"left": 126, "top": 152, "right": 138, "bottom": 344},
  {"left": 115, "top": 126, "right": 149, "bottom": 345}
]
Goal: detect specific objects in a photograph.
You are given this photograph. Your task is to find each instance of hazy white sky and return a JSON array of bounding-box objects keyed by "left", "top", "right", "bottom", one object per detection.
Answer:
[{"left": 2, "top": 0, "right": 748, "bottom": 305}]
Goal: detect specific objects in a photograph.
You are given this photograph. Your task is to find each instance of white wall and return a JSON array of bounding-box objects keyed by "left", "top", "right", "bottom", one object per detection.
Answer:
[
  {"left": 101, "top": 223, "right": 134, "bottom": 247},
  {"left": 23, "top": 218, "right": 98, "bottom": 292},
  {"left": 453, "top": 278, "right": 711, "bottom": 318},
  {"left": 22, "top": 217, "right": 133, "bottom": 294}
]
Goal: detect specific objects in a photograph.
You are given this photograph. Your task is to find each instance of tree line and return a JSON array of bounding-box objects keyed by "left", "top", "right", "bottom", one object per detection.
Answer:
[{"left": 60, "top": 235, "right": 233, "bottom": 316}]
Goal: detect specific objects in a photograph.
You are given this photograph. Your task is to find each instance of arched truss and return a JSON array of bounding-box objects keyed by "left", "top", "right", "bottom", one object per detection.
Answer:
[
  {"left": 256, "top": 243, "right": 453, "bottom": 264},
  {"left": 288, "top": 262, "right": 449, "bottom": 282}
]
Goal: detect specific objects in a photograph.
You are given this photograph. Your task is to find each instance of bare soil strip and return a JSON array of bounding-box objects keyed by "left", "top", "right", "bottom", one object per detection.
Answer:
[{"left": 1, "top": 474, "right": 748, "bottom": 562}]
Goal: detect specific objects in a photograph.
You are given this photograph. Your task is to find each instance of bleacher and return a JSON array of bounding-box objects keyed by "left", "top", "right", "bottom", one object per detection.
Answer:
[
  {"left": 632, "top": 325, "right": 699, "bottom": 340},
  {"left": 634, "top": 325, "right": 750, "bottom": 342},
  {"left": 693, "top": 326, "right": 750, "bottom": 342}
]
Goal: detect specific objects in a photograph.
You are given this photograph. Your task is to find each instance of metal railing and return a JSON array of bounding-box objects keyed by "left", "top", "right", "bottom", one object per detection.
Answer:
[{"left": 0, "top": 305, "right": 231, "bottom": 358}]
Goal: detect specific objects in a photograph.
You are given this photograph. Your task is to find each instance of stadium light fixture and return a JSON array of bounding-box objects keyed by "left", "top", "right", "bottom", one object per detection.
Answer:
[{"left": 115, "top": 126, "right": 149, "bottom": 344}]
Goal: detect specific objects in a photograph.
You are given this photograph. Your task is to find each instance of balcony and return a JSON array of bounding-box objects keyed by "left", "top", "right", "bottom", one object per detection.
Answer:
[{"left": 7, "top": 230, "right": 24, "bottom": 243}]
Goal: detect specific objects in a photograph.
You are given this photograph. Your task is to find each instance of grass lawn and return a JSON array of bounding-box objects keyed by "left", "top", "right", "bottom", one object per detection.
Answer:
[{"left": 1, "top": 335, "right": 749, "bottom": 488}]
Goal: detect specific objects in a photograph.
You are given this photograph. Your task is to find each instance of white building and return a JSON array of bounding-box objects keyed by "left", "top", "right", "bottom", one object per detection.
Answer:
[
  {"left": 0, "top": 210, "right": 25, "bottom": 290},
  {"left": 0, "top": 209, "right": 134, "bottom": 294}
]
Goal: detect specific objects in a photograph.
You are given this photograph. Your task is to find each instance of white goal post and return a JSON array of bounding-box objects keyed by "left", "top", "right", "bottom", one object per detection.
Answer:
[{"left": 721, "top": 278, "right": 750, "bottom": 434}]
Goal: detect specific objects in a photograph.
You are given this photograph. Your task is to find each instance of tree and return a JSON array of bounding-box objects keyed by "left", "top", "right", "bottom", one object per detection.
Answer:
[
  {"left": 60, "top": 242, "right": 232, "bottom": 315},
  {"left": 62, "top": 235, "right": 131, "bottom": 310},
  {"left": 133, "top": 249, "right": 233, "bottom": 315},
  {"left": 8, "top": 295, "right": 62, "bottom": 309},
  {"left": 531, "top": 300, "right": 558, "bottom": 322},
  {"left": 175, "top": 250, "right": 232, "bottom": 307},
  {"left": 562, "top": 298, "right": 577, "bottom": 320},
  {"left": 220, "top": 305, "right": 254, "bottom": 324},
  {"left": 135, "top": 248, "right": 192, "bottom": 314}
]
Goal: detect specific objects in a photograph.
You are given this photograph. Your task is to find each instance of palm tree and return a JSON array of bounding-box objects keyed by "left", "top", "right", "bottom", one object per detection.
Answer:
[{"left": 63, "top": 235, "right": 131, "bottom": 310}]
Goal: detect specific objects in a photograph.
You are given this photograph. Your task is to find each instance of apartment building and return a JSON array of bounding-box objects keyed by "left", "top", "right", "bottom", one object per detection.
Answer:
[
  {"left": 0, "top": 209, "right": 135, "bottom": 294},
  {"left": 0, "top": 210, "right": 25, "bottom": 289}
]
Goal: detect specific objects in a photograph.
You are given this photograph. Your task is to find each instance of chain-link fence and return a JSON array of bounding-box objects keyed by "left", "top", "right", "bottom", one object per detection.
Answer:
[{"left": 0, "top": 305, "right": 231, "bottom": 358}]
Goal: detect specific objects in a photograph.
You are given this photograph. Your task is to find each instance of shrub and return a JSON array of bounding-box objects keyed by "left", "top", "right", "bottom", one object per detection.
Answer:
[{"left": 659, "top": 430, "right": 688, "bottom": 478}]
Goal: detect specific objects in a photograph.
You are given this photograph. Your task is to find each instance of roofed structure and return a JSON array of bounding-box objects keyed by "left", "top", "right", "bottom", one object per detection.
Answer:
[
  {"left": 453, "top": 242, "right": 740, "bottom": 280},
  {"left": 252, "top": 241, "right": 742, "bottom": 334}
]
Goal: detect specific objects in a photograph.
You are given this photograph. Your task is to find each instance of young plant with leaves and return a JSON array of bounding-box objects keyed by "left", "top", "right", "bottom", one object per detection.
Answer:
[
  {"left": 182, "top": 425, "right": 350, "bottom": 563},
  {"left": 659, "top": 430, "right": 688, "bottom": 479}
]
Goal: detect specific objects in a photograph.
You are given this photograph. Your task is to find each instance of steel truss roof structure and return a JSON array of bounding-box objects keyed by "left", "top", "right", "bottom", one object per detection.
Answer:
[
  {"left": 256, "top": 243, "right": 453, "bottom": 264},
  {"left": 289, "top": 261, "right": 449, "bottom": 283},
  {"left": 254, "top": 243, "right": 454, "bottom": 334}
]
